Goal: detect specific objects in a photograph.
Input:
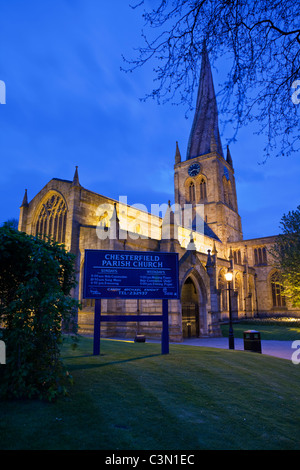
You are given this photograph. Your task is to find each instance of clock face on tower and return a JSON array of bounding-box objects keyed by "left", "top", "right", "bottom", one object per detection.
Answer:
[{"left": 188, "top": 162, "right": 200, "bottom": 177}]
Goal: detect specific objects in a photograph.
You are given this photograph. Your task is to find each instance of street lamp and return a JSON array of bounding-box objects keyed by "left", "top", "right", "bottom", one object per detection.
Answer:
[{"left": 225, "top": 270, "right": 235, "bottom": 350}]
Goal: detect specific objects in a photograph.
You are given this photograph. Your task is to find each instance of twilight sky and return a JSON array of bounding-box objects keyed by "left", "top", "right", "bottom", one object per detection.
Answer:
[{"left": 0, "top": 0, "right": 299, "bottom": 239}]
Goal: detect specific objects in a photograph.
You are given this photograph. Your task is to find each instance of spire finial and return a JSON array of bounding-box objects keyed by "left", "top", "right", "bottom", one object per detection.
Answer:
[
  {"left": 20, "top": 189, "right": 29, "bottom": 207},
  {"left": 109, "top": 202, "right": 120, "bottom": 240},
  {"left": 113, "top": 202, "right": 119, "bottom": 222},
  {"left": 206, "top": 249, "right": 213, "bottom": 267},
  {"left": 72, "top": 165, "right": 80, "bottom": 186},
  {"left": 226, "top": 145, "right": 233, "bottom": 166},
  {"left": 187, "top": 231, "right": 196, "bottom": 252},
  {"left": 175, "top": 141, "right": 181, "bottom": 164}
]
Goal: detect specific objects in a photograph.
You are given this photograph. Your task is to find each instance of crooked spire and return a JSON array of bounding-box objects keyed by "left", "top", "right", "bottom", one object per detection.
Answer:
[{"left": 186, "top": 42, "right": 224, "bottom": 160}]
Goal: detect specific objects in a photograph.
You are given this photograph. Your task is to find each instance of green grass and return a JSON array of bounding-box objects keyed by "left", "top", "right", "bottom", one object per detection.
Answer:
[
  {"left": 221, "top": 321, "right": 300, "bottom": 341},
  {"left": 1, "top": 335, "right": 300, "bottom": 450}
]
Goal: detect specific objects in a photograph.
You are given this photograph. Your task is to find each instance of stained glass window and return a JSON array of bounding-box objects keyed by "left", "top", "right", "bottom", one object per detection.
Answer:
[{"left": 35, "top": 193, "right": 67, "bottom": 244}]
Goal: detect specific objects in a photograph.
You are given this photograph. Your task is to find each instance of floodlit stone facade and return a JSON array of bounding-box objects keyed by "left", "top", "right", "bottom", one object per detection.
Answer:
[{"left": 18, "top": 47, "right": 300, "bottom": 341}]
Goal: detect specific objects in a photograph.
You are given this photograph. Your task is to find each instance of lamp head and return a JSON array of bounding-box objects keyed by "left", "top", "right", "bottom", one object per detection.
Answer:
[{"left": 225, "top": 271, "right": 233, "bottom": 282}]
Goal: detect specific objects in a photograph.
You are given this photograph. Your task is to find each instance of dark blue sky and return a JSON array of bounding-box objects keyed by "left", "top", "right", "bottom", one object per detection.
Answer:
[{"left": 0, "top": 0, "right": 299, "bottom": 239}]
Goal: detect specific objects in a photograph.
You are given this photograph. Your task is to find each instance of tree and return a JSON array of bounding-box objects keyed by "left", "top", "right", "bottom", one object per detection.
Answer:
[
  {"left": 0, "top": 226, "right": 79, "bottom": 401},
  {"left": 1, "top": 218, "right": 18, "bottom": 230},
  {"left": 123, "top": 0, "right": 300, "bottom": 160},
  {"left": 271, "top": 205, "right": 300, "bottom": 307}
]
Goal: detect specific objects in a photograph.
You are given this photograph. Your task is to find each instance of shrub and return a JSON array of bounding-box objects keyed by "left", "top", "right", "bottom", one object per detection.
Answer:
[{"left": 0, "top": 226, "right": 79, "bottom": 401}]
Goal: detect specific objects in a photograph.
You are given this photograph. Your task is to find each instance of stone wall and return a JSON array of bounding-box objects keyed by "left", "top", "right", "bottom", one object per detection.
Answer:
[{"left": 19, "top": 174, "right": 300, "bottom": 345}]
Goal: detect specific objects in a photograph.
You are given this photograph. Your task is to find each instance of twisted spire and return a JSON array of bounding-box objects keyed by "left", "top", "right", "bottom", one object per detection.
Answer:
[{"left": 186, "top": 42, "right": 224, "bottom": 159}]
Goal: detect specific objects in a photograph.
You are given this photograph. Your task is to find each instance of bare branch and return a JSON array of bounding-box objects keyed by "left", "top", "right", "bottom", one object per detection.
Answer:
[{"left": 122, "top": 0, "right": 300, "bottom": 159}]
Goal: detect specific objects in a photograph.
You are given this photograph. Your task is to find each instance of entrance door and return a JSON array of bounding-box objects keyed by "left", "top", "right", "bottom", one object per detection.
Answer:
[{"left": 181, "top": 277, "right": 199, "bottom": 338}]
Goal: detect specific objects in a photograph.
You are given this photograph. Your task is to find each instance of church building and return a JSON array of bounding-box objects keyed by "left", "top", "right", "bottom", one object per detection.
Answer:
[{"left": 18, "top": 46, "right": 300, "bottom": 341}]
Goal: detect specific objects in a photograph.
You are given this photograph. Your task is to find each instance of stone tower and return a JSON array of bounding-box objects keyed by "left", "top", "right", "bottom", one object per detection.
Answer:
[{"left": 174, "top": 43, "right": 243, "bottom": 244}]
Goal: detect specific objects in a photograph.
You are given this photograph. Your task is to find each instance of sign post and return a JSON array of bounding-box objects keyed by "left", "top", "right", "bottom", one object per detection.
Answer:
[
  {"left": 162, "top": 299, "right": 169, "bottom": 355},
  {"left": 93, "top": 299, "right": 101, "bottom": 356},
  {"left": 83, "top": 250, "right": 179, "bottom": 356}
]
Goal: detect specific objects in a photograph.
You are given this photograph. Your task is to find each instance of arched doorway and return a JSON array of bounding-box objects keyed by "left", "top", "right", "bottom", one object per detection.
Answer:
[{"left": 181, "top": 277, "right": 199, "bottom": 338}]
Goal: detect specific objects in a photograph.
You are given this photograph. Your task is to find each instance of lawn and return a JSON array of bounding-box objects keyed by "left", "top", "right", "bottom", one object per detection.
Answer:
[
  {"left": 221, "top": 320, "right": 300, "bottom": 341},
  {"left": 0, "top": 335, "right": 300, "bottom": 450}
]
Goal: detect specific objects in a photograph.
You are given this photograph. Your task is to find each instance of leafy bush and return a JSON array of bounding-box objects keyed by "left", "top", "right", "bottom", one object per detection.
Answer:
[{"left": 0, "top": 226, "right": 79, "bottom": 401}]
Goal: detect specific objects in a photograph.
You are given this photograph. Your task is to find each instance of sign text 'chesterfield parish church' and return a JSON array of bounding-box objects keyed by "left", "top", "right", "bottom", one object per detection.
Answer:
[{"left": 83, "top": 250, "right": 179, "bottom": 300}]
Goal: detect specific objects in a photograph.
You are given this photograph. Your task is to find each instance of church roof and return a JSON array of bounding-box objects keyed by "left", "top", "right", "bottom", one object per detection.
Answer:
[
  {"left": 203, "top": 221, "right": 220, "bottom": 241},
  {"left": 186, "top": 42, "right": 224, "bottom": 160}
]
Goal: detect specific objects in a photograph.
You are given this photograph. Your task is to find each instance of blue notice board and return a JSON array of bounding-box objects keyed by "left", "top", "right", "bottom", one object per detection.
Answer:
[{"left": 83, "top": 249, "right": 179, "bottom": 300}]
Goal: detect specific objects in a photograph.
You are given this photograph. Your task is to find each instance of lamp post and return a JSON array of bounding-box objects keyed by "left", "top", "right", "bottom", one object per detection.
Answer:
[{"left": 225, "top": 271, "right": 235, "bottom": 350}]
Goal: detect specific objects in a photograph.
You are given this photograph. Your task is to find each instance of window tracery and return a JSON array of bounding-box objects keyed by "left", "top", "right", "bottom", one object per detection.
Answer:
[
  {"left": 199, "top": 177, "right": 207, "bottom": 201},
  {"left": 35, "top": 193, "right": 67, "bottom": 244},
  {"left": 254, "top": 247, "right": 267, "bottom": 265},
  {"left": 189, "top": 182, "right": 195, "bottom": 202},
  {"left": 270, "top": 271, "right": 286, "bottom": 307}
]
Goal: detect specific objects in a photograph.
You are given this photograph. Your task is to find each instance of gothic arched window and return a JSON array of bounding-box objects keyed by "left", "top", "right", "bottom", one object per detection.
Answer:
[
  {"left": 227, "top": 180, "right": 233, "bottom": 209},
  {"left": 189, "top": 182, "right": 195, "bottom": 202},
  {"left": 254, "top": 247, "right": 267, "bottom": 265},
  {"left": 199, "top": 177, "right": 207, "bottom": 201},
  {"left": 218, "top": 270, "right": 227, "bottom": 311},
  {"left": 270, "top": 271, "right": 286, "bottom": 307},
  {"left": 223, "top": 176, "right": 234, "bottom": 209},
  {"left": 223, "top": 176, "right": 229, "bottom": 205},
  {"left": 233, "top": 250, "right": 242, "bottom": 265},
  {"left": 262, "top": 247, "right": 267, "bottom": 264},
  {"left": 35, "top": 193, "right": 67, "bottom": 244},
  {"left": 235, "top": 273, "right": 243, "bottom": 312}
]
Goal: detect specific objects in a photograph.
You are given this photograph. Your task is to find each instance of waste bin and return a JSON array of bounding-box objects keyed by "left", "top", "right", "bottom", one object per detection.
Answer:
[
  {"left": 243, "top": 330, "right": 261, "bottom": 353},
  {"left": 134, "top": 334, "right": 146, "bottom": 342}
]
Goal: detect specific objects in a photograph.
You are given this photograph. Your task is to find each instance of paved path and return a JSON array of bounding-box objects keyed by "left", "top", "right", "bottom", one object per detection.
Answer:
[
  {"left": 104, "top": 336, "right": 296, "bottom": 361},
  {"left": 178, "top": 337, "right": 294, "bottom": 361}
]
